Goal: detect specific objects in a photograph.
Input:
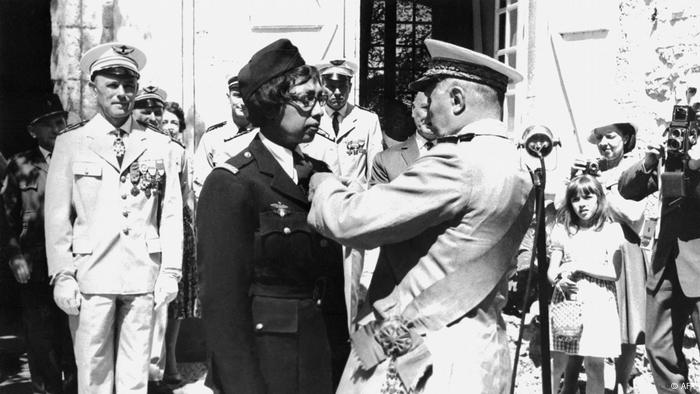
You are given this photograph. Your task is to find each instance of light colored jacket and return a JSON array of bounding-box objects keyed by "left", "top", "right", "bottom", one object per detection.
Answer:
[
  {"left": 309, "top": 118, "right": 534, "bottom": 330},
  {"left": 192, "top": 122, "right": 256, "bottom": 199},
  {"left": 301, "top": 104, "right": 383, "bottom": 188},
  {"left": 45, "top": 114, "right": 183, "bottom": 294}
]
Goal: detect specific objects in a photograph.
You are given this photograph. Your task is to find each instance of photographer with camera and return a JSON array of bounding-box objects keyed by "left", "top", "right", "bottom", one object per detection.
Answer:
[
  {"left": 618, "top": 97, "right": 700, "bottom": 393},
  {"left": 554, "top": 121, "right": 649, "bottom": 393}
]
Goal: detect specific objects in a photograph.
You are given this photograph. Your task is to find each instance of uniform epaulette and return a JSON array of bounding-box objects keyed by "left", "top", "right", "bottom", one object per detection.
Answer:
[
  {"left": 214, "top": 162, "right": 240, "bottom": 176},
  {"left": 223, "top": 128, "right": 254, "bottom": 142},
  {"left": 146, "top": 123, "right": 166, "bottom": 135},
  {"left": 169, "top": 137, "right": 185, "bottom": 149},
  {"left": 355, "top": 104, "right": 375, "bottom": 113},
  {"left": 205, "top": 121, "right": 227, "bottom": 133},
  {"left": 59, "top": 119, "right": 88, "bottom": 134},
  {"left": 314, "top": 128, "right": 335, "bottom": 142},
  {"left": 225, "top": 149, "right": 255, "bottom": 171}
]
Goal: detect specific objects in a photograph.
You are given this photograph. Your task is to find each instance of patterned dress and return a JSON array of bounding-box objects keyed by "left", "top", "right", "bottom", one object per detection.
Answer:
[{"left": 168, "top": 205, "right": 200, "bottom": 318}]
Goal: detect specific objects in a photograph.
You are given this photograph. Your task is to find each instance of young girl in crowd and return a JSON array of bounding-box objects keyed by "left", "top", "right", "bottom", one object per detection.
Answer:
[{"left": 549, "top": 175, "right": 623, "bottom": 394}]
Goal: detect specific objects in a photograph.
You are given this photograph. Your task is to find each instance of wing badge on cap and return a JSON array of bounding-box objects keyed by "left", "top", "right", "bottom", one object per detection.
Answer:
[{"left": 112, "top": 45, "right": 135, "bottom": 56}]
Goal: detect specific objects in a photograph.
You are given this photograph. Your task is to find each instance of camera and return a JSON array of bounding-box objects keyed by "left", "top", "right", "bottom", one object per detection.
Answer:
[
  {"left": 570, "top": 157, "right": 606, "bottom": 179},
  {"left": 661, "top": 105, "right": 699, "bottom": 199}
]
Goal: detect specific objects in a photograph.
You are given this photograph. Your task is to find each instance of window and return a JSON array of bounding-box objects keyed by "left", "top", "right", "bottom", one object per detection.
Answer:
[
  {"left": 361, "top": 0, "right": 432, "bottom": 141},
  {"left": 494, "top": 0, "right": 528, "bottom": 132}
]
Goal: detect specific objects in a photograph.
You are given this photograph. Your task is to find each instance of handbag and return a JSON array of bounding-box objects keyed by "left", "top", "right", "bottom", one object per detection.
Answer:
[{"left": 550, "top": 286, "right": 583, "bottom": 342}]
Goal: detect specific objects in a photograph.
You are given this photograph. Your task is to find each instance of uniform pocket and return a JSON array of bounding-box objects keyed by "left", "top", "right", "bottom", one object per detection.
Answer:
[
  {"left": 72, "top": 162, "right": 102, "bottom": 178},
  {"left": 251, "top": 297, "right": 298, "bottom": 334}
]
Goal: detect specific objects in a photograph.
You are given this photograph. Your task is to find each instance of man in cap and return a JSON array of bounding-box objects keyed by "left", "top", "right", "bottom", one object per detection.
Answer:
[
  {"left": 133, "top": 85, "right": 167, "bottom": 130},
  {"left": 2, "top": 93, "right": 77, "bottom": 394},
  {"left": 369, "top": 91, "right": 436, "bottom": 186},
  {"left": 192, "top": 75, "right": 256, "bottom": 200},
  {"left": 307, "top": 39, "right": 534, "bottom": 393},
  {"left": 44, "top": 42, "right": 183, "bottom": 394},
  {"left": 300, "top": 59, "right": 383, "bottom": 189}
]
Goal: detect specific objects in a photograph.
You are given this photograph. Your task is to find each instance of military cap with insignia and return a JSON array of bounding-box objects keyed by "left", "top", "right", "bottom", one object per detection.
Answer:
[
  {"left": 317, "top": 59, "right": 358, "bottom": 82},
  {"left": 134, "top": 85, "right": 167, "bottom": 109},
  {"left": 79, "top": 42, "right": 147, "bottom": 80},
  {"left": 227, "top": 75, "right": 240, "bottom": 92},
  {"left": 238, "top": 38, "right": 306, "bottom": 102},
  {"left": 408, "top": 38, "right": 523, "bottom": 95},
  {"left": 28, "top": 93, "right": 67, "bottom": 126}
]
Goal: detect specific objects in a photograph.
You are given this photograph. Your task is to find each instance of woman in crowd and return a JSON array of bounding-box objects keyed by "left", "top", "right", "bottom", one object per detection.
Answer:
[
  {"left": 549, "top": 175, "right": 623, "bottom": 394},
  {"left": 196, "top": 39, "right": 346, "bottom": 394},
  {"left": 160, "top": 101, "right": 199, "bottom": 389}
]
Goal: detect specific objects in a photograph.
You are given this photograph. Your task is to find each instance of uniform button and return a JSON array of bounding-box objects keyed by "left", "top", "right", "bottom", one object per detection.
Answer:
[
  {"left": 243, "top": 151, "right": 251, "bottom": 158},
  {"left": 121, "top": 194, "right": 127, "bottom": 200},
  {"left": 255, "top": 323, "right": 264, "bottom": 331},
  {"left": 283, "top": 227, "right": 291, "bottom": 235},
  {"left": 120, "top": 175, "right": 127, "bottom": 183},
  {"left": 122, "top": 210, "right": 129, "bottom": 217},
  {"left": 320, "top": 239, "right": 328, "bottom": 247},
  {"left": 122, "top": 228, "right": 130, "bottom": 235}
]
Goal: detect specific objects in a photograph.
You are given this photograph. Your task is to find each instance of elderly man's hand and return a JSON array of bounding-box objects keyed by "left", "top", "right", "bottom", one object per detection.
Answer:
[
  {"left": 9, "top": 256, "right": 31, "bottom": 284},
  {"left": 53, "top": 274, "right": 81, "bottom": 315},
  {"left": 308, "top": 172, "right": 338, "bottom": 201}
]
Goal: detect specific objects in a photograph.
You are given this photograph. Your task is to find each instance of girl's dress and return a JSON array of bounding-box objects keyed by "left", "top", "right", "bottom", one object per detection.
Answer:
[{"left": 549, "top": 223, "right": 623, "bottom": 358}]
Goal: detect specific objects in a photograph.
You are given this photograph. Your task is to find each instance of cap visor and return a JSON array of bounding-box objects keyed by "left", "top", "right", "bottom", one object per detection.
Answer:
[{"left": 408, "top": 75, "right": 438, "bottom": 92}]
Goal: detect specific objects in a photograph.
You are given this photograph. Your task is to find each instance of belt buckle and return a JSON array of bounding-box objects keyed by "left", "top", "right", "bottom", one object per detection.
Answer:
[{"left": 374, "top": 317, "right": 413, "bottom": 358}]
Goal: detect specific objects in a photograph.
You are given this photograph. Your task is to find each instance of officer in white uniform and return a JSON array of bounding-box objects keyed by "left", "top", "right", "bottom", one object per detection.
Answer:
[
  {"left": 44, "top": 43, "right": 183, "bottom": 394},
  {"left": 192, "top": 75, "right": 256, "bottom": 199}
]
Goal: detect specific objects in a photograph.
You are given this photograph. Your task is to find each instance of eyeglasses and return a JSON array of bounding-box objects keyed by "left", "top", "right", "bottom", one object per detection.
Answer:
[{"left": 287, "top": 93, "right": 327, "bottom": 116}]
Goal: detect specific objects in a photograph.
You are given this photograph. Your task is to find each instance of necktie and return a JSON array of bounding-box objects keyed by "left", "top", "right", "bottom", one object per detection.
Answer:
[
  {"left": 114, "top": 129, "right": 126, "bottom": 166},
  {"left": 425, "top": 141, "right": 434, "bottom": 151},
  {"left": 332, "top": 111, "right": 340, "bottom": 135},
  {"left": 293, "top": 152, "right": 313, "bottom": 194}
]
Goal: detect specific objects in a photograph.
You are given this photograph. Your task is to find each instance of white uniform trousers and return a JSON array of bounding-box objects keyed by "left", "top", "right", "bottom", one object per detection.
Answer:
[{"left": 69, "top": 293, "right": 155, "bottom": 394}]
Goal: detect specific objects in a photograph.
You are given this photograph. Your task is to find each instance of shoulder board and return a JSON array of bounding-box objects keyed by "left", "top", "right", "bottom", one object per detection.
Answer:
[
  {"left": 213, "top": 162, "right": 240, "bottom": 176},
  {"left": 226, "top": 149, "right": 255, "bottom": 170},
  {"left": 355, "top": 104, "right": 376, "bottom": 113},
  {"left": 146, "top": 123, "right": 167, "bottom": 135},
  {"left": 314, "top": 128, "right": 335, "bottom": 142},
  {"left": 223, "top": 128, "right": 254, "bottom": 142},
  {"left": 205, "top": 121, "right": 227, "bottom": 133},
  {"left": 436, "top": 133, "right": 476, "bottom": 144},
  {"left": 169, "top": 137, "right": 185, "bottom": 149},
  {"left": 59, "top": 119, "right": 88, "bottom": 134}
]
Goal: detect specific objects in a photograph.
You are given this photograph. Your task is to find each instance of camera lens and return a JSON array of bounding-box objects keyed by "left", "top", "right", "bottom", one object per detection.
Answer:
[{"left": 667, "top": 138, "right": 681, "bottom": 150}]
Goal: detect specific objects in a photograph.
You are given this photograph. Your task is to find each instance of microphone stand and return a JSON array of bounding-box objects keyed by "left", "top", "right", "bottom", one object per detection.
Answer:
[{"left": 532, "top": 153, "right": 552, "bottom": 394}]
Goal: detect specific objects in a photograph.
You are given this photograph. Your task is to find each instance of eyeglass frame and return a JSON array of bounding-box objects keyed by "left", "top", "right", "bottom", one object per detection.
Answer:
[{"left": 285, "top": 92, "right": 327, "bottom": 117}]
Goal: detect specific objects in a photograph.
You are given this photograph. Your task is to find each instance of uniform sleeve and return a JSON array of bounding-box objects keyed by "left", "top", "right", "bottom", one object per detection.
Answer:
[
  {"left": 44, "top": 135, "right": 77, "bottom": 277},
  {"left": 192, "top": 134, "right": 214, "bottom": 201},
  {"left": 365, "top": 113, "right": 384, "bottom": 184},
  {"left": 159, "top": 145, "right": 184, "bottom": 273},
  {"left": 368, "top": 150, "right": 389, "bottom": 187},
  {"left": 196, "top": 169, "right": 266, "bottom": 394},
  {"left": 618, "top": 158, "right": 658, "bottom": 201},
  {"left": 308, "top": 149, "right": 471, "bottom": 250},
  {"left": 1, "top": 163, "right": 22, "bottom": 260}
]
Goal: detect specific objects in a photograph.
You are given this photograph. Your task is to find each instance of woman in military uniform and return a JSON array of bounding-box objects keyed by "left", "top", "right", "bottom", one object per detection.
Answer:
[{"left": 196, "top": 39, "right": 347, "bottom": 394}]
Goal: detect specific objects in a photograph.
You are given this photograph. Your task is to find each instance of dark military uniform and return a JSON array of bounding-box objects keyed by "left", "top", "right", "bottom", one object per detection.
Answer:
[
  {"left": 196, "top": 135, "right": 347, "bottom": 394},
  {"left": 1, "top": 147, "right": 76, "bottom": 393}
]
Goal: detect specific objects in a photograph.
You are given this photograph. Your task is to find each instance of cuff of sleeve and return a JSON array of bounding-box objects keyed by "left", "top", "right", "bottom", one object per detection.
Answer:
[
  {"left": 641, "top": 162, "right": 654, "bottom": 174},
  {"left": 159, "top": 267, "right": 182, "bottom": 281},
  {"left": 50, "top": 268, "right": 77, "bottom": 285}
]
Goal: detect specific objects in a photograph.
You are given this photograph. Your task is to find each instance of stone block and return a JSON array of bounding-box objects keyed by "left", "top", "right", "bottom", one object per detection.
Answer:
[
  {"left": 52, "top": 28, "right": 83, "bottom": 80},
  {"left": 81, "top": 82, "right": 98, "bottom": 120},
  {"left": 81, "top": 28, "right": 103, "bottom": 54},
  {"left": 81, "top": 0, "right": 106, "bottom": 30},
  {"left": 53, "top": 0, "right": 82, "bottom": 27},
  {"left": 54, "top": 79, "right": 82, "bottom": 119}
]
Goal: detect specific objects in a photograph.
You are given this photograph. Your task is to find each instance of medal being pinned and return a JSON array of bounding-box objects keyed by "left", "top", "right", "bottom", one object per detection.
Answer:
[{"left": 270, "top": 202, "right": 289, "bottom": 217}]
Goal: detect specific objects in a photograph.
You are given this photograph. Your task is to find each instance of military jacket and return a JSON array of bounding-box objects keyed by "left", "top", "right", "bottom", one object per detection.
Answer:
[
  {"left": 1, "top": 147, "right": 50, "bottom": 282},
  {"left": 196, "top": 135, "right": 345, "bottom": 394},
  {"left": 192, "top": 121, "right": 256, "bottom": 199},
  {"left": 300, "top": 104, "right": 383, "bottom": 188},
  {"left": 44, "top": 114, "right": 183, "bottom": 294}
]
